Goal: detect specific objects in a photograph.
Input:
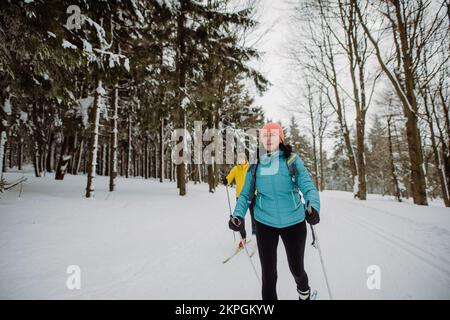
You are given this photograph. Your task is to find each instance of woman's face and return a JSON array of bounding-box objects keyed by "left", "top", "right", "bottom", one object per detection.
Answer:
[{"left": 260, "top": 130, "right": 280, "bottom": 152}]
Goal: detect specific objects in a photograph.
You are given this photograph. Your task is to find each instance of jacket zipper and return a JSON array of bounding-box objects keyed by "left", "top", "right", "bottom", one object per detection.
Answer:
[{"left": 271, "top": 157, "right": 281, "bottom": 226}]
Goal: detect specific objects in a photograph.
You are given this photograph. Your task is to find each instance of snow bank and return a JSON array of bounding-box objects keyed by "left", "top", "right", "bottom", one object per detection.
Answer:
[
  {"left": 62, "top": 40, "right": 77, "bottom": 50},
  {"left": 0, "top": 173, "right": 449, "bottom": 299}
]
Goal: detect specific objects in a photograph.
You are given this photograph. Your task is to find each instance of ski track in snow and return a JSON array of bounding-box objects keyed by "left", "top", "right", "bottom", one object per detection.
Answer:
[
  {"left": 0, "top": 171, "right": 449, "bottom": 299},
  {"left": 319, "top": 193, "right": 450, "bottom": 299},
  {"left": 338, "top": 202, "right": 450, "bottom": 279}
]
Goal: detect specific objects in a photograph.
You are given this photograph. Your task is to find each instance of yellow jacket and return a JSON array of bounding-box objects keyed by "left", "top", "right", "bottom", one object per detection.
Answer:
[{"left": 226, "top": 162, "right": 249, "bottom": 198}]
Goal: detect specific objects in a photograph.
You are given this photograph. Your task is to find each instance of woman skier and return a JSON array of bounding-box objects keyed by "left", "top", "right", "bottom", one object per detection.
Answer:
[{"left": 228, "top": 122, "right": 320, "bottom": 300}]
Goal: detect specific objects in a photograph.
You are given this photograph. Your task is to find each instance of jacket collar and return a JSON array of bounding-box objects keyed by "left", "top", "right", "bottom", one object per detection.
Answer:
[
  {"left": 237, "top": 161, "right": 249, "bottom": 169},
  {"left": 260, "top": 149, "right": 284, "bottom": 163}
]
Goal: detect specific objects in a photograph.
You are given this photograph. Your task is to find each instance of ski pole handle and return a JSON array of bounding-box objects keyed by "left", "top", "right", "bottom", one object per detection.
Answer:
[{"left": 306, "top": 200, "right": 312, "bottom": 215}]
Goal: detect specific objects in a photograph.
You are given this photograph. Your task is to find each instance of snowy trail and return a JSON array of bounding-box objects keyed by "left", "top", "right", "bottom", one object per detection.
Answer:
[
  {"left": 0, "top": 172, "right": 449, "bottom": 299},
  {"left": 337, "top": 195, "right": 450, "bottom": 278},
  {"left": 339, "top": 206, "right": 450, "bottom": 279},
  {"left": 317, "top": 192, "right": 450, "bottom": 299}
]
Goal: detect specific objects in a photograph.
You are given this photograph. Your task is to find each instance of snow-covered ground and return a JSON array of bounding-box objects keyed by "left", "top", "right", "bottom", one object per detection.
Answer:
[{"left": 1, "top": 170, "right": 450, "bottom": 300}]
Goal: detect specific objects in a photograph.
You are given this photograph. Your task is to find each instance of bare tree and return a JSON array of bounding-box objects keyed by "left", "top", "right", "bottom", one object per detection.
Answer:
[
  {"left": 353, "top": 0, "right": 448, "bottom": 205},
  {"left": 334, "top": 0, "right": 381, "bottom": 199},
  {"left": 288, "top": 0, "right": 376, "bottom": 197},
  {"left": 288, "top": 76, "right": 330, "bottom": 190}
]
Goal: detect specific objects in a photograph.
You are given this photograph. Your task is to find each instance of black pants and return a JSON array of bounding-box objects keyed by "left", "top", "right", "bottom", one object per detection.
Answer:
[
  {"left": 237, "top": 197, "right": 256, "bottom": 239},
  {"left": 255, "top": 219, "right": 309, "bottom": 300}
]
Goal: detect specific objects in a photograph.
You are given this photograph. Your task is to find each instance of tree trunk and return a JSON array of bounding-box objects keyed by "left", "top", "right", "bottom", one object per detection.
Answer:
[
  {"left": 307, "top": 85, "right": 319, "bottom": 188},
  {"left": 8, "top": 138, "right": 13, "bottom": 168},
  {"left": 208, "top": 164, "right": 214, "bottom": 193},
  {"left": 2, "top": 138, "right": 7, "bottom": 174},
  {"left": 32, "top": 140, "right": 43, "bottom": 177},
  {"left": 0, "top": 131, "right": 6, "bottom": 179},
  {"left": 73, "top": 137, "right": 84, "bottom": 175},
  {"left": 109, "top": 84, "right": 119, "bottom": 191},
  {"left": 101, "top": 143, "right": 107, "bottom": 176},
  {"left": 160, "top": 118, "right": 164, "bottom": 183},
  {"left": 98, "top": 143, "right": 102, "bottom": 176},
  {"left": 119, "top": 147, "right": 123, "bottom": 177},
  {"left": 355, "top": 115, "right": 367, "bottom": 200},
  {"left": 154, "top": 140, "right": 158, "bottom": 180},
  {"left": 46, "top": 131, "right": 54, "bottom": 172},
  {"left": 141, "top": 152, "right": 145, "bottom": 177},
  {"left": 85, "top": 79, "right": 103, "bottom": 198},
  {"left": 83, "top": 144, "right": 87, "bottom": 175},
  {"left": 176, "top": 0, "right": 187, "bottom": 196},
  {"left": 387, "top": 116, "right": 401, "bottom": 202},
  {"left": 150, "top": 143, "right": 154, "bottom": 178},
  {"left": 393, "top": 0, "right": 427, "bottom": 205},
  {"left": 55, "top": 135, "right": 74, "bottom": 180},
  {"left": 319, "top": 137, "right": 325, "bottom": 191},
  {"left": 68, "top": 132, "right": 76, "bottom": 173},
  {"left": 17, "top": 138, "right": 23, "bottom": 171},
  {"left": 144, "top": 135, "right": 149, "bottom": 179},
  {"left": 326, "top": 57, "right": 358, "bottom": 184},
  {"left": 132, "top": 149, "right": 136, "bottom": 177},
  {"left": 345, "top": 1, "right": 367, "bottom": 200},
  {"left": 40, "top": 143, "right": 47, "bottom": 177},
  {"left": 126, "top": 111, "right": 132, "bottom": 179},
  {"left": 170, "top": 151, "right": 174, "bottom": 182}
]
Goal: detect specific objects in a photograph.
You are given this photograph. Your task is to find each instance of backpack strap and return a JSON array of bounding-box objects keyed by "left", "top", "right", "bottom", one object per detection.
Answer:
[
  {"left": 287, "top": 153, "right": 298, "bottom": 184},
  {"left": 247, "top": 163, "right": 258, "bottom": 204},
  {"left": 287, "top": 153, "right": 302, "bottom": 204}
]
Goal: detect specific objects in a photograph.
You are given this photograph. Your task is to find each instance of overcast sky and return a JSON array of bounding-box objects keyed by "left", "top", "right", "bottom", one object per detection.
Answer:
[
  {"left": 250, "top": 0, "right": 294, "bottom": 126},
  {"left": 249, "top": 0, "right": 386, "bottom": 142}
]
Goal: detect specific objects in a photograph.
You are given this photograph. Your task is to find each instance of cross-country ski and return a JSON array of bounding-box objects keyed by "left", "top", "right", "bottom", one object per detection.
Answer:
[{"left": 222, "top": 239, "right": 253, "bottom": 264}]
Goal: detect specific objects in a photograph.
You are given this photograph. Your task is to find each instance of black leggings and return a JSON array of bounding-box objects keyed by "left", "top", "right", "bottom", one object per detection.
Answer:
[{"left": 255, "top": 219, "right": 309, "bottom": 300}]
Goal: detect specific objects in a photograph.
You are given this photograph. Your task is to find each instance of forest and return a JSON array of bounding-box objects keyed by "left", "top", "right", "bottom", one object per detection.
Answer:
[{"left": 1, "top": 0, "right": 449, "bottom": 207}]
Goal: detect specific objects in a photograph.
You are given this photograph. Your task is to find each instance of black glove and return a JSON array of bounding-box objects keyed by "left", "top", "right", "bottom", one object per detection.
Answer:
[
  {"left": 228, "top": 215, "right": 244, "bottom": 232},
  {"left": 222, "top": 177, "right": 229, "bottom": 185},
  {"left": 305, "top": 206, "right": 320, "bottom": 225},
  {"left": 229, "top": 216, "right": 247, "bottom": 240}
]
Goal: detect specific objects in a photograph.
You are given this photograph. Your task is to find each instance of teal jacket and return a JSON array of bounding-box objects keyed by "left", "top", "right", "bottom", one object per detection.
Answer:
[{"left": 233, "top": 150, "right": 320, "bottom": 228}]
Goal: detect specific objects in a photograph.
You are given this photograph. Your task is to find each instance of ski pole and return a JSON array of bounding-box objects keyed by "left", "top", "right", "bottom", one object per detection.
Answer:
[
  {"left": 308, "top": 226, "right": 333, "bottom": 298},
  {"left": 225, "top": 184, "right": 236, "bottom": 242},
  {"left": 242, "top": 237, "right": 261, "bottom": 285},
  {"left": 229, "top": 216, "right": 261, "bottom": 285},
  {"left": 307, "top": 201, "right": 333, "bottom": 300}
]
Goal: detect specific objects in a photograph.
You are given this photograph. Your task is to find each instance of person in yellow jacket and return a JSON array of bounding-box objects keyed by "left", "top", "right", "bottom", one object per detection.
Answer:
[{"left": 224, "top": 159, "right": 256, "bottom": 239}]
